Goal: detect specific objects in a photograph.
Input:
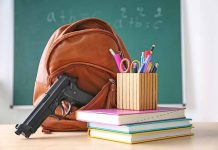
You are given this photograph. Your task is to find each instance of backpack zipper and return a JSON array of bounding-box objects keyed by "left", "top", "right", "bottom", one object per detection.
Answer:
[
  {"left": 45, "top": 29, "right": 123, "bottom": 76},
  {"left": 109, "top": 78, "right": 116, "bottom": 85},
  {"left": 49, "top": 62, "right": 116, "bottom": 84}
]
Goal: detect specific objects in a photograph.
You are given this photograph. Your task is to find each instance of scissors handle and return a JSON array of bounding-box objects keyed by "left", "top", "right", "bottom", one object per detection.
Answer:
[
  {"left": 119, "top": 58, "right": 130, "bottom": 73},
  {"left": 130, "top": 60, "right": 141, "bottom": 73}
]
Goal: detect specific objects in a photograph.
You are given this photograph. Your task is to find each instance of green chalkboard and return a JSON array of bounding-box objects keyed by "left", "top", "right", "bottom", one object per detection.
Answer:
[{"left": 14, "top": 0, "right": 182, "bottom": 105}]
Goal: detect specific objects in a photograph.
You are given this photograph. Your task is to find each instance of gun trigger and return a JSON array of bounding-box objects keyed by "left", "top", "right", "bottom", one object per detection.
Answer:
[
  {"left": 59, "top": 101, "right": 72, "bottom": 118},
  {"left": 65, "top": 104, "right": 72, "bottom": 115},
  {"left": 60, "top": 105, "right": 65, "bottom": 117}
]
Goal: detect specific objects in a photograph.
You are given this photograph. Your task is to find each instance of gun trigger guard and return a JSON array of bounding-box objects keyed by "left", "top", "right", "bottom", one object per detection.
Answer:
[{"left": 49, "top": 106, "right": 65, "bottom": 121}]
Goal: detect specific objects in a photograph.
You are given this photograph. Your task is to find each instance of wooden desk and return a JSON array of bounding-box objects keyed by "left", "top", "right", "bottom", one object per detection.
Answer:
[{"left": 0, "top": 123, "right": 217, "bottom": 150}]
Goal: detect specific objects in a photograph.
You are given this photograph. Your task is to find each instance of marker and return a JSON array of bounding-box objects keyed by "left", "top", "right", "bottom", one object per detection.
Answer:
[
  {"left": 109, "top": 48, "right": 122, "bottom": 72},
  {"left": 109, "top": 48, "right": 123, "bottom": 72},
  {"left": 150, "top": 63, "right": 159, "bottom": 73},
  {"left": 138, "top": 54, "right": 152, "bottom": 73}
]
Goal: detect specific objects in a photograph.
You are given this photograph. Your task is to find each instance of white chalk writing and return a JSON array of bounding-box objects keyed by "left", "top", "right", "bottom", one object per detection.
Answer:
[{"left": 46, "top": 6, "right": 163, "bottom": 30}]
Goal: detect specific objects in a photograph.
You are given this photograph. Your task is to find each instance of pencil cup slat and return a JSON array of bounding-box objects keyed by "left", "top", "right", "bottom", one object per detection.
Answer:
[{"left": 117, "top": 73, "right": 158, "bottom": 111}]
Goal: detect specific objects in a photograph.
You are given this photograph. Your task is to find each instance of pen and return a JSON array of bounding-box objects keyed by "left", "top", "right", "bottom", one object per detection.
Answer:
[
  {"left": 146, "top": 62, "right": 152, "bottom": 73},
  {"left": 109, "top": 48, "right": 123, "bottom": 72},
  {"left": 138, "top": 54, "right": 152, "bottom": 73},
  {"left": 141, "top": 52, "right": 145, "bottom": 65},
  {"left": 131, "top": 63, "right": 138, "bottom": 73},
  {"left": 130, "top": 60, "right": 140, "bottom": 73},
  {"left": 150, "top": 43, "right": 156, "bottom": 53},
  {"left": 150, "top": 63, "right": 159, "bottom": 73}
]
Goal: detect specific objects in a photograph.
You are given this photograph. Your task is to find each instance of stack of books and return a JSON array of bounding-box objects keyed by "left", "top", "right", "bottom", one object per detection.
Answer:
[{"left": 76, "top": 107, "right": 193, "bottom": 144}]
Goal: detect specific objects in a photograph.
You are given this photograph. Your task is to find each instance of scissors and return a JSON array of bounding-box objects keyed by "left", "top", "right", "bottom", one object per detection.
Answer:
[{"left": 119, "top": 58, "right": 141, "bottom": 73}]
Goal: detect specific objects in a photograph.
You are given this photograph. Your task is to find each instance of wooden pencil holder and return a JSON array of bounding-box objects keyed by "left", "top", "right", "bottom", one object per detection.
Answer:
[{"left": 117, "top": 73, "right": 158, "bottom": 111}]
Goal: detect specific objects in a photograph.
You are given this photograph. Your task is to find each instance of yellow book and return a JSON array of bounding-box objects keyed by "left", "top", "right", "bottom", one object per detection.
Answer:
[{"left": 88, "top": 126, "right": 193, "bottom": 144}]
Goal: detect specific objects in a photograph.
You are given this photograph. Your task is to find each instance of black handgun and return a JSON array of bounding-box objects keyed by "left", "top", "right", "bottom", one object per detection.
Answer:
[{"left": 15, "top": 74, "right": 94, "bottom": 138}]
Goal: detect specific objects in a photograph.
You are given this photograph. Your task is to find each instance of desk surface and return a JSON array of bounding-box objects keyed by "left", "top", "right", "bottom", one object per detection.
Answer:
[{"left": 0, "top": 123, "right": 217, "bottom": 150}]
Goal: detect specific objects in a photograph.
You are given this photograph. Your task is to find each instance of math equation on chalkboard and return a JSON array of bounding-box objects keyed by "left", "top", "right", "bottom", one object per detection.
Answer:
[{"left": 46, "top": 6, "right": 163, "bottom": 30}]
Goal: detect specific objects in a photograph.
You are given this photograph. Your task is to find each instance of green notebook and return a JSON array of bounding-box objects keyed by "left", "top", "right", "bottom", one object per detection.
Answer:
[{"left": 88, "top": 118, "right": 192, "bottom": 134}]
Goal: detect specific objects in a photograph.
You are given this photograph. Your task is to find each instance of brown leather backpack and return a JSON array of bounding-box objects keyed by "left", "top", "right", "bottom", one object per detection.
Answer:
[{"left": 33, "top": 18, "right": 130, "bottom": 132}]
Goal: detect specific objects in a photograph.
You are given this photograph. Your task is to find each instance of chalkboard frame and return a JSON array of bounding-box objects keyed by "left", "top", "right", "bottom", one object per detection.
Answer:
[{"left": 12, "top": 0, "right": 185, "bottom": 108}]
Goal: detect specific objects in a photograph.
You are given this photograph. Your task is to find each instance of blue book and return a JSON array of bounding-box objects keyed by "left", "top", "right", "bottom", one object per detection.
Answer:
[{"left": 88, "top": 118, "right": 192, "bottom": 134}]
